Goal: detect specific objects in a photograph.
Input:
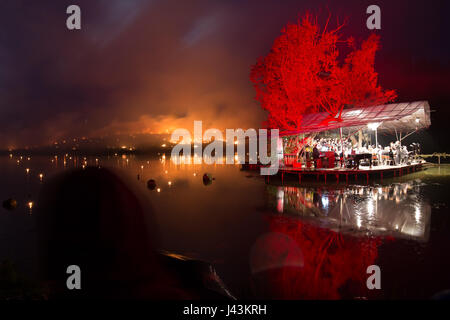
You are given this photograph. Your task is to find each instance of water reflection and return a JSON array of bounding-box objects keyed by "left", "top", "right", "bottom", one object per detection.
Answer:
[
  {"left": 255, "top": 179, "right": 433, "bottom": 299},
  {"left": 1, "top": 153, "right": 448, "bottom": 299},
  {"left": 251, "top": 217, "right": 381, "bottom": 299},
  {"left": 267, "top": 180, "right": 431, "bottom": 241}
]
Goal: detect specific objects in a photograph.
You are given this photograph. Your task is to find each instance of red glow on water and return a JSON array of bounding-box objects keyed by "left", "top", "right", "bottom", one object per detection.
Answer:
[{"left": 251, "top": 216, "right": 384, "bottom": 299}]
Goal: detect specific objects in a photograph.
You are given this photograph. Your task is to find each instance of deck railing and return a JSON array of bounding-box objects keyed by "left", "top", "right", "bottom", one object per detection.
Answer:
[{"left": 418, "top": 153, "right": 450, "bottom": 165}]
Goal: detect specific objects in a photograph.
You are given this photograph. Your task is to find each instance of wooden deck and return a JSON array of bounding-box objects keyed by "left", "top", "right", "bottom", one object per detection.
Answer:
[{"left": 267, "top": 162, "right": 425, "bottom": 184}]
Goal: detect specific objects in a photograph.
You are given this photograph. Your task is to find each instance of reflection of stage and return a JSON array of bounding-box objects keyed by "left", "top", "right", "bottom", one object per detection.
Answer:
[
  {"left": 269, "top": 180, "right": 431, "bottom": 242},
  {"left": 271, "top": 162, "right": 425, "bottom": 184}
]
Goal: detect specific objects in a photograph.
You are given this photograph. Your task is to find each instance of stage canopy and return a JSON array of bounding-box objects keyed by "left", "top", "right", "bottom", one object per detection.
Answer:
[{"left": 280, "top": 101, "right": 431, "bottom": 137}]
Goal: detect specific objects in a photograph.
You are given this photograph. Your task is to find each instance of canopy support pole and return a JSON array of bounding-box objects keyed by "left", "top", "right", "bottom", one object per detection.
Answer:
[
  {"left": 375, "top": 127, "right": 378, "bottom": 148},
  {"left": 400, "top": 129, "right": 418, "bottom": 141},
  {"left": 340, "top": 127, "right": 344, "bottom": 165},
  {"left": 358, "top": 129, "right": 362, "bottom": 148}
]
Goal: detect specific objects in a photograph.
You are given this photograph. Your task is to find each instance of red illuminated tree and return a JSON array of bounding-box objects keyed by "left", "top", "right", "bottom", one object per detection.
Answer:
[{"left": 250, "top": 14, "right": 397, "bottom": 130}]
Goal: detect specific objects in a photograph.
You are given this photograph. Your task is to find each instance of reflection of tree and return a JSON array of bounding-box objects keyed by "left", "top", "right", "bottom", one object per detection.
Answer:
[{"left": 254, "top": 216, "right": 382, "bottom": 299}]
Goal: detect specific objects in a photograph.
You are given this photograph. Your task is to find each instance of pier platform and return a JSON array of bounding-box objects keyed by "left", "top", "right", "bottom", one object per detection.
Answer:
[{"left": 265, "top": 162, "right": 425, "bottom": 184}]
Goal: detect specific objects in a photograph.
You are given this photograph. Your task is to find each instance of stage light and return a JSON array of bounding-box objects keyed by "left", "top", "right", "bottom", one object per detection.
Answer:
[{"left": 367, "top": 122, "right": 381, "bottom": 130}]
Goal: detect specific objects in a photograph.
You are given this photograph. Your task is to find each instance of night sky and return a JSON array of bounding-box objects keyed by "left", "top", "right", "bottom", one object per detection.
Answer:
[{"left": 0, "top": 0, "right": 449, "bottom": 149}]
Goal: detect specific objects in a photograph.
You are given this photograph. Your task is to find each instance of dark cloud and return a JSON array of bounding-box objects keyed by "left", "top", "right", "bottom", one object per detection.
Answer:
[{"left": 0, "top": 0, "right": 448, "bottom": 147}]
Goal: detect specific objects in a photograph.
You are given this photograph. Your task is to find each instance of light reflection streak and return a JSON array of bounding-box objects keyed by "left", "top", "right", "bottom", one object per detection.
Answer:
[{"left": 269, "top": 179, "right": 431, "bottom": 241}]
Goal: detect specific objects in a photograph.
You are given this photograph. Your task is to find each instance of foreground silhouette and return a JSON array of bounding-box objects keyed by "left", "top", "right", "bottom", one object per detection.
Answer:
[{"left": 36, "top": 167, "right": 233, "bottom": 299}]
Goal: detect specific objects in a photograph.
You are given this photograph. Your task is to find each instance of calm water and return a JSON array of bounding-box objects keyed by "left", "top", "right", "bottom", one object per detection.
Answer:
[{"left": 1, "top": 154, "right": 450, "bottom": 299}]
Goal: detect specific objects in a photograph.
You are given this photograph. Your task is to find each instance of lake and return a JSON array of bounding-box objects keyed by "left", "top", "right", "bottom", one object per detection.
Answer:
[{"left": 1, "top": 154, "right": 450, "bottom": 299}]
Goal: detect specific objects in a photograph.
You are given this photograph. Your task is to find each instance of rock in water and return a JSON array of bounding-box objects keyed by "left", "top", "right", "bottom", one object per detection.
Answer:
[
  {"left": 147, "top": 179, "right": 156, "bottom": 190},
  {"left": 2, "top": 198, "right": 17, "bottom": 211},
  {"left": 202, "top": 173, "right": 213, "bottom": 186}
]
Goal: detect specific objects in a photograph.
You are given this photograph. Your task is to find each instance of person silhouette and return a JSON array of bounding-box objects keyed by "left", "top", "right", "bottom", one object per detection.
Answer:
[{"left": 36, "top": 167, "right": 233, "bottom": 299}]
